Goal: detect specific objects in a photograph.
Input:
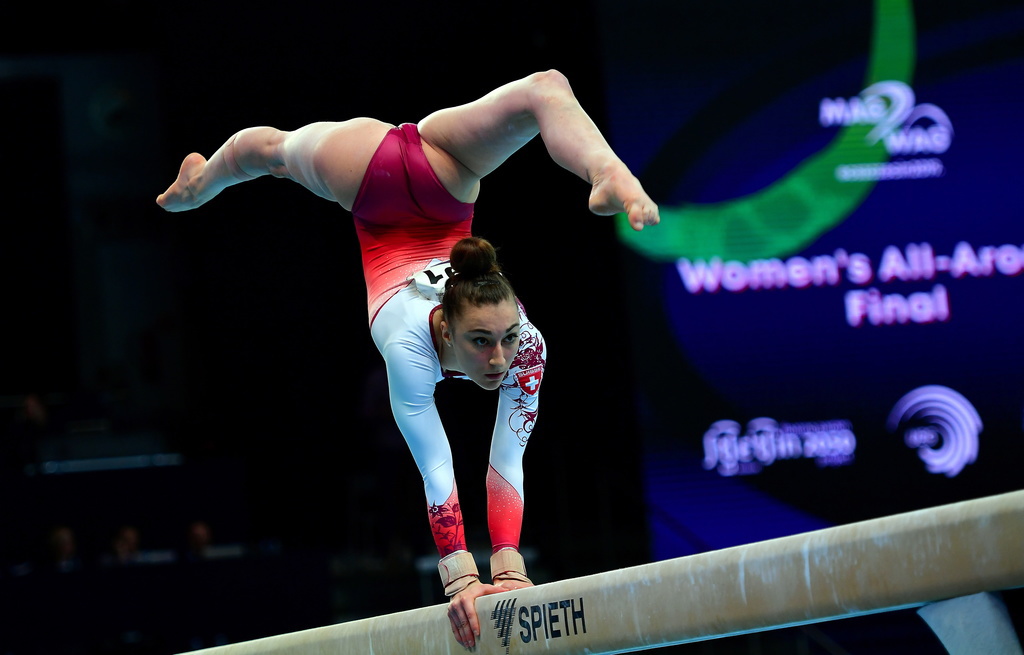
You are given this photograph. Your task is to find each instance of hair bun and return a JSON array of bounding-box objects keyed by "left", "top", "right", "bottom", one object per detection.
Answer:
[
  {"left": 442, "top": 237, "right": 516, "bottom": 322},
  {"left": 449, "top": 236, "right": 501, "bottom": 278}
]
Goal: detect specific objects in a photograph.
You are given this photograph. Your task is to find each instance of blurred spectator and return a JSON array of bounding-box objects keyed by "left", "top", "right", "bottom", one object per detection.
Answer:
[
  {"left": 99, "top": 524, "right": 142, "bottom": 567},
  {"left": 184, "top": 520, "right": 212, "bottom": 562},
  {"left": 3, "top": 392, "right": 53, "bottom": 473},
  {"left": 43, "top": 524, "right": 82, "bottom": 573},
  {"left": 20, "top": 393, "right": 51, "bottom": 432},
  {"left": 183, "top": 520, "right": 245, "bottom": 561}
]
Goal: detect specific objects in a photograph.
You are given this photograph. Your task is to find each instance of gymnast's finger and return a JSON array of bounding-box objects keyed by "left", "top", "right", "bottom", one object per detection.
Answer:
[{"left": 449, "top": 607, "right": 473, "bottom": 648}]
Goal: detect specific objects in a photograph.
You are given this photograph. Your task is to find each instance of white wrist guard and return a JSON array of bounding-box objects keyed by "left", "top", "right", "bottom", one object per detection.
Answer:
[
  {"left": 438, "top": 550, "right": 480, "bottom": 597},
  {"left": 490, "top": 547, "right": 532, "bottom": 585}
]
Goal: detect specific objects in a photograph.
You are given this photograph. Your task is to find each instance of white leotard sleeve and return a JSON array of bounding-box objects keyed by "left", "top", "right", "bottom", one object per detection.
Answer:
[
  {"left": 488, "top": 308, "right": 545, "bottom": 498},
  {"left": 370, "top": 285, "right": 455, "bottom": 506}
]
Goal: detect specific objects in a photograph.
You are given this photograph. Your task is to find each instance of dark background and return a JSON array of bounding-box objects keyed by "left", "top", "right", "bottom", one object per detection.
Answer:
[{"left": 1, "top": 2, "right": 650, "bottom": 654}]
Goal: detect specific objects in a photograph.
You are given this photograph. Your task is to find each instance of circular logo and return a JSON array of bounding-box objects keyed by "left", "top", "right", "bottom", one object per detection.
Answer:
[{"left": 887, "top": 385, "right": 981, "bottom": 477}]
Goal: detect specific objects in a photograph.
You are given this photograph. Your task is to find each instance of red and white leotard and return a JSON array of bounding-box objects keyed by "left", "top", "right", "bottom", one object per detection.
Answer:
[
  {"left": 357, "top": 124, "right": 546, "bottom": 557},
  {"left": 352, "top": 123, "right": 473, "bottom": 324}
]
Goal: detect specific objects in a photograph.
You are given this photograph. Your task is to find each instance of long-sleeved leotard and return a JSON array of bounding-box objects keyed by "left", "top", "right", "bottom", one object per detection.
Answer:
[{"left": 357, "top": 124, "right": 546, "bottom": 557}]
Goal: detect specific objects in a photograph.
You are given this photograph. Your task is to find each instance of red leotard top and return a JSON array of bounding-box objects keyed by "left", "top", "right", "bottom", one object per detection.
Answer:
[{"left": 351, "top": 123, "right": 474, "bottom": 323}]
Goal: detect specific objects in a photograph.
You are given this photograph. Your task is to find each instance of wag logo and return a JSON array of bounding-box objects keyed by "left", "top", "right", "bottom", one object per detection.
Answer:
[
  {"left": 490, "top": 596, "right": 587, "bottom": 653},
  {"left": 820, "top": 80, "right": 953, "bottom": 155},
  {"left": 820, "top": 80, "right": 953, "bottom": 181}
]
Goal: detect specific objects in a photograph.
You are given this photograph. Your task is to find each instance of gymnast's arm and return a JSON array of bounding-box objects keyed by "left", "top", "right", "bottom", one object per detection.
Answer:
[
  {"left": 373, "top": 327, "right": 507, "bottom": 649},
  {"left": 417, "top": 69, "right": 660, "bottom": 231},
  {"left": 156, "top": 118, "right": 391, "bottom": 212}
]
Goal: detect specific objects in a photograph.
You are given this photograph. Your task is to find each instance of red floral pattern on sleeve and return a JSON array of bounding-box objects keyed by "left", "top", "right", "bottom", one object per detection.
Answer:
[{"left": 428, "top": 483, "right": 466, "bottom": 557}]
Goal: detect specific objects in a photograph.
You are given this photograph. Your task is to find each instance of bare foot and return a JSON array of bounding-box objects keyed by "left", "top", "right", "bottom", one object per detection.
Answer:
[
  {"left": 156, "top": 152, "right": 208, "bottom": 212},
  {"left": 588, "top": 164, "right": 660, "bottom": 230}
]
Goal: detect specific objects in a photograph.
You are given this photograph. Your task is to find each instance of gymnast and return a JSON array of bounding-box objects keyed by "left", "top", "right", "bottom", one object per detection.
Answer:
[{"left": 157, "top": 69, "right": 659, "bottom": 649}]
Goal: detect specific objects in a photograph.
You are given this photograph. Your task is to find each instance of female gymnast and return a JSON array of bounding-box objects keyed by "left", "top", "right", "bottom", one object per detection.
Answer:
[{"left": 157, "top": 69, "right": 659, "bottom": 649}]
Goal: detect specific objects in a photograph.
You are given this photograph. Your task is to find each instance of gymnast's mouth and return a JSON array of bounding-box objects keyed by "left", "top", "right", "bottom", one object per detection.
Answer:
[{"left": 485, "top": 371, "right": 506, "bottom": 381}]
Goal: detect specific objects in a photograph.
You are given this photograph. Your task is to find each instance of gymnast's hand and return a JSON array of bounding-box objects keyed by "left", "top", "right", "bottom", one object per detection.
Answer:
[
  {"left": 493, "top": 578, "right": 533, "bottom": 592},
  {"left": 447, "top": 579, "right": 507, "bottom": 650},
  {"left": 588, "top": 161, "right": 660, "bottom": 231}
]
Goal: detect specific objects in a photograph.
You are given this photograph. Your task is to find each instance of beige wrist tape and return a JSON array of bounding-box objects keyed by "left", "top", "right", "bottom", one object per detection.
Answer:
[
  {"left": 438, "top": 550, "right": 479, "bottom": 597},
  {"left": 490, "top": 547, "right": 532, "bottom": 584}
]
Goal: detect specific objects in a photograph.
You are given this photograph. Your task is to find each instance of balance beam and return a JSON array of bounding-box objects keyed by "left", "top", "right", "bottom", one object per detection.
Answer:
[{"left": 183, "top": 489, "right": 1024, "bottom": 654}]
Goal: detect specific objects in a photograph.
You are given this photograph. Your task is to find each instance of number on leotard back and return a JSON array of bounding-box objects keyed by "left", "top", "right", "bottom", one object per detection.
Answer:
[{"left": 411, "top": 261, "right": 454, "bottom": 303}]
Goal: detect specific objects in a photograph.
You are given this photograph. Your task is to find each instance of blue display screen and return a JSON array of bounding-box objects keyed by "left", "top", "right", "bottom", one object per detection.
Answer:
[{"left": 598, "top": 0, "right": 1024, "bottom": 561}]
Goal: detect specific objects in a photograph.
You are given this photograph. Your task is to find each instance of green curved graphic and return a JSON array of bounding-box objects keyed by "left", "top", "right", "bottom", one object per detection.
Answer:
[{"left": 617, "top": 0, "right": 916, "bottom": 262}]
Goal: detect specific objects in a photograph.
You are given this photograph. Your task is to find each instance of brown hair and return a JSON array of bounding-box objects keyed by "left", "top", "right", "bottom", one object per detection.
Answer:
[{"left": 442, "top": 237, "right": 516, "bottom": 324}]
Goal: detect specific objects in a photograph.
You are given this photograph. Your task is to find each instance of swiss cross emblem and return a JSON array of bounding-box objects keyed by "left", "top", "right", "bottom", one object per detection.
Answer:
[{"left": 514, "top": 366, "right": 543, "bottom": 396}]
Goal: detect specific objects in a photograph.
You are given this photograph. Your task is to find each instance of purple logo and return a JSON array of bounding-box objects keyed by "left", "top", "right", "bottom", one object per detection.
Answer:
[
  {"left": 701, "top": 418, "right": 856, "bottom": 476},
  {"left": 887, "top": 385, "right": 981, "bottom": 477}
]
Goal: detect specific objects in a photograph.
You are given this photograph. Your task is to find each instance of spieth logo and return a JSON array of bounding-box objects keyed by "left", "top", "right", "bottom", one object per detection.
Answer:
[
  {"left": 887, "top": 385, "right": 982, "bottom": 477},
  {"left": 820, "top": 80, "right": 953, "bottom": 181},
  {"left": 490, "top": 596, "right": 587, "bottom": 653}
]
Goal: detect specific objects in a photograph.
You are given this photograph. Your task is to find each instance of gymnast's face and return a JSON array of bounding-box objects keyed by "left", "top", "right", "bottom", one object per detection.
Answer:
[{"left": 441, "top": 299, "right": 521, "bottom": 390}]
